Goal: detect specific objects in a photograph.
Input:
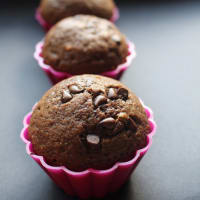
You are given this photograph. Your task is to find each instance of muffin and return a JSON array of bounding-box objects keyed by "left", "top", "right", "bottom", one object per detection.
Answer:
[
  {"left": 39, "top": 0, "right": 116, "bottom": 26},
  {"left": 22, "top": 75, "right": 156, "bottom": 198},
  {"left": 42, "top": 15, "right": 129, "bottom": 75},
  {"left": 28, "top": 75, "right": 151, "bottom": 172}
]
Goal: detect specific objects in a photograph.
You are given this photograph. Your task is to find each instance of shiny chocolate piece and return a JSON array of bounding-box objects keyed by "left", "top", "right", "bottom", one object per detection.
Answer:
[
  {"left": 117, "top": 112, "right": 129, "bottom": 120},
  {"left": 61, "top": 90, "right": 72, "bottom": 103},
  {"left": 117, "top": 88, "right": 128, "bottom": 100},
  {"left": 86, "top": 134, "right": 100, "bottom": 145},
  {"left": 69, "top": 85, "right": 84, "bottom": 94},
  {"left": 94, "top": 95, "right": 107, "bottom": 106},
  {"left": 113, "top": 120, "right": 125, "bottom": 134},
  {"left": 107, "top": 88, "right": 117, "bottom": 99},
  {"left": 112, "top": 35, "right": 121, "bottom": 45},
  {"left": 99, "top": 117, "right": 116, "bottom": 129}
]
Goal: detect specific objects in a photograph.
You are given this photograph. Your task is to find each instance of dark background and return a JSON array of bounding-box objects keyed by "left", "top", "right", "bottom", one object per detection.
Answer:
[{"left": 0, "top": 0, "right": 200, "bottom": 200}]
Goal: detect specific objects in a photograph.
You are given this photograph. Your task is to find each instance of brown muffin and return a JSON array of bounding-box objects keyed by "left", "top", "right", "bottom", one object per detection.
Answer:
[
  {"left": 28, "top": 75, "right": 150, "bottom": 172},
  {"left": 39, "top": 0, "right": 116, "bottom": 25},
  {"left": 42, "top": 15, "right": 129, "bottom": 74}
]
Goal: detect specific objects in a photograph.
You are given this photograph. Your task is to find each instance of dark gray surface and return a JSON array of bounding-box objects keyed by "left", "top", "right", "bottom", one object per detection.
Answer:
[{"left": 0, "top": 1, "right": 200, "bottom": 200}]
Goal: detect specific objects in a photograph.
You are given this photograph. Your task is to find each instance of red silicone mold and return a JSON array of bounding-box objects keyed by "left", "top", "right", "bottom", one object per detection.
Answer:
[
  {"left": 35, "top": 7, "right": 120, "bottom": 32},
  {"left": 21, "top": 101, "right": 156, "bottom": 199},
  {"left": 34, "top": 40, "right": 136, "bottom": 84}
]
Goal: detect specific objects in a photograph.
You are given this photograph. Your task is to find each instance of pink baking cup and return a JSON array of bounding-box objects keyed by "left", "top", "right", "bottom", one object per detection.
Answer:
[
  {"left": 35, "top": 7, "right": 120, "bottom": 32},
  {"left": 34, "top": 40, "right": 136, "bottom": 84},
  {"left": 21, "top": 101, "right": 156, "bottom": 199}
]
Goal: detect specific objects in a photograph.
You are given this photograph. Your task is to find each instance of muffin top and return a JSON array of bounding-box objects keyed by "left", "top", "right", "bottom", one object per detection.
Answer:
[
  {"left": 28, "top": 75, "right": 150, "bottom": 171},
  {"left": 42, "top": 15, "right": 129, "bottom": 74},
  {"left": 39, "top": 0, "right": 116, "bottom": 25}
]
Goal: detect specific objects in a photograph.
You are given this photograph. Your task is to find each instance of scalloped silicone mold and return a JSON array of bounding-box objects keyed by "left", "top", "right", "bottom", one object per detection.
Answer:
[
  {"left": 34, "top": 40, "right": 136, "bottom": 84},
  {"left": 21, "top": 101, "right": 156, "bottom": 199},
  {"left": 35, "top": 7, "right": 120, "bottom": 31}
]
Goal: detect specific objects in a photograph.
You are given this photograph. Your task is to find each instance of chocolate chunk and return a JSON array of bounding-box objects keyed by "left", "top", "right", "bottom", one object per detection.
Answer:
[
  {"left": 117, "top": 88, "right": 128, "bottom": 100},
  {"left": 69, "top": 85, "right": 84, "bottom": 94},
  {"left": 94, "top": 95, "right": 107, "bottom": 106},
  {"left": 129, "top": 118, "right": 137, "bottom": 132},
  {"left": 86, "top": 134, "right": 101, "bottom": 152},
  {"left": 107, "top": 88, "right": 117, "bottom": 99},
  {"left": 118, "top": 112, "right": 129, "bottom": 121},
  {"left": 112, "top": 113, "right": 129, "bottom": 134},
  {"left": 112, "top": 35, "right": 121, "bottom": 45},
  {"left": 86, "top": 134, "right": 100, "bottom": 145},
  {"left": 113, "top": 121, "right": 124, "bottom": 134},
  {"left": 62, "top": 90, "right": 72, "bottom": 103},
  {"left": 99, "top": 117, "right": 116, "bottom": 129}
]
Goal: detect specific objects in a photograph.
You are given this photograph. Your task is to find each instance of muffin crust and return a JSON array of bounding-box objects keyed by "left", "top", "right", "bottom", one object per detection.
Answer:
[
  {"left": 28, "top": 75, "right": 150, "bottom": 171},
  {"left": 40, "top": 0, "right": 116, "bottom": 25},
  {"left": 42, "top": 15, "right": 129, "bottom": 74}
]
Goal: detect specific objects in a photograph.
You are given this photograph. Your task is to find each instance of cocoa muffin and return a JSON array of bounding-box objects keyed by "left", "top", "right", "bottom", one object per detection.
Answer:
[
  {"left": 42, "top": 15, "right": 129, "bottom": 74},
  {"left": 28, "top": 75, "right": 150, "bottom": 172},
  {"left": 39, "top": 0, "right": 116, "bottom": 25}
]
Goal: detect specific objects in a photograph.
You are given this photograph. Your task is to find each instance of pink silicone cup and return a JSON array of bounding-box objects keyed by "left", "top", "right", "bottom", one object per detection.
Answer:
[
  {"left": 35, "top": 7, "right": 120, "bottom": 32},
  {"left": 34, "top": 40, "right": 136, "bottom": 84},
  {"left": 21, "top": 101, "right": 156, "bottom": 199}
]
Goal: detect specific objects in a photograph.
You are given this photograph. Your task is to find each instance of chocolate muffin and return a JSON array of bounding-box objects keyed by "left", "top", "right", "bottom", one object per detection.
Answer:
[
  {"left": 39, "top": 0, "right": 116, "bottom": 25},
  {"left": 28, "top": 75, "right": 150, "bottom": 172},
  {"left": 42, "top": 15, "right": 129, "bottom": 75}
]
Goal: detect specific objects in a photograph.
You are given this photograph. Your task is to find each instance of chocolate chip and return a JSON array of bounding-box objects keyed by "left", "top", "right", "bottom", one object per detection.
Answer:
[
  {"left": 62, "top": 90, "right": 72, "bottom": 103},
  {"left": 129, "top": 118, "right": 137, "bottom": 132},
  {"left": 69, "top": 85, "right": 84, "bottom": 94},
  {"left": 112, "top": 112, "right": 129, "bottom": 134},
  {"left": 107, "top": 88, "right": 117, "bottom": 99},
  {"left": 86, "top": 134, "right": 100, "bottom": 145},
  {"left": 113, "top": 121, "right": 125, "bottom": 134},
  {"left": 112, "top": 35, "right": 121, "bottom": 45},
  {"left": 117, "top": 112, "right": 129, "bottom": 121},
  {"left": 99, "top": 117, "right": 116, "bottom": 129},
  {"left": 86, "top": 134, "right": 101, "bottom": 152},
  {"left": 94, "top": 95, "right": 107, "bottom": 107},
  {"left": 117, "top": 88, "right": 128, "bottom": 101}
]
